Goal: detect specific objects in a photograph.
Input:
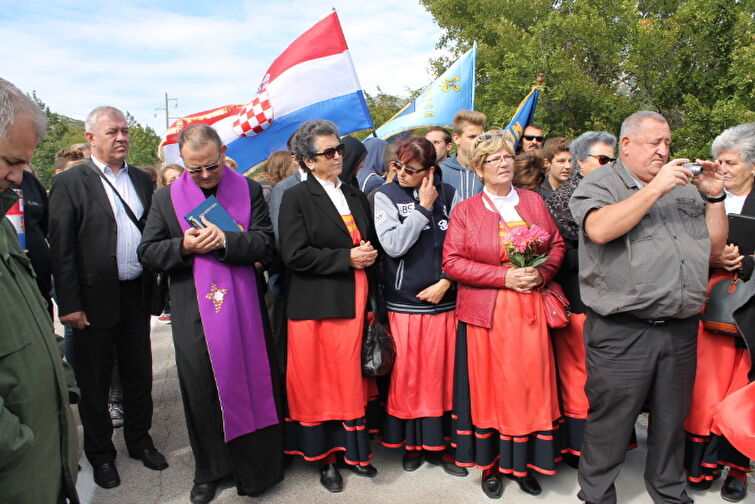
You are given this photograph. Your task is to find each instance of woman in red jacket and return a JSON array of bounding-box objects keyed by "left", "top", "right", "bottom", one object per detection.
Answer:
[{"left": 442, "top": 131, "right": 565, "bottom": 499}]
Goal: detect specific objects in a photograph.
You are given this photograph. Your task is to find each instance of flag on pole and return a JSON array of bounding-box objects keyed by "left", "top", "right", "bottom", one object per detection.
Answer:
[
  {"left": 160, "top": 11, "right": 373, "bottom": 172},
  {"left": 501, "top": 75, "right": 544, "bottom": 152},
  {"left": 373, "top": 43, "right": 476, "bottom": 140}
]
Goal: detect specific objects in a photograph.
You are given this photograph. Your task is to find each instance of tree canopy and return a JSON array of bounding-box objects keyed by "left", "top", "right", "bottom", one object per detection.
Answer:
[
  {"left": 420, "top": 0, "right": 754, "bottom": 158},
  {"left": 31, "top": 96, "right": 162, "bottom": 187}
]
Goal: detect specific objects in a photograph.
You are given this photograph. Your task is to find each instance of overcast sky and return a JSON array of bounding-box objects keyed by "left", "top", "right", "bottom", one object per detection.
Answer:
[{"left": 0, "top": 0, "right": 445, "bottom": 134}]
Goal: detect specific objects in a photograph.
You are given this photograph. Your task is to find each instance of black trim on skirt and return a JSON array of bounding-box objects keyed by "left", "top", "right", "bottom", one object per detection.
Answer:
[
  {"left": 284, "top": 417, "right": 372, "bottom": 466},
  {"left": 451, "top": 322, "right": 564, "bottom": 476},
  {"left": 380, "top": 411, "right": 452, "bottom": 451},
  {"left": 685, "top": 432, "right": 751, "bottom": 482}
]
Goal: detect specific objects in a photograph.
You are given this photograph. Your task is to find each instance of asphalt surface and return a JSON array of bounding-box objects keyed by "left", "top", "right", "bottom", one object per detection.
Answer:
[{"left": 65, "top": 317, "right": 754, "bottom": 504}]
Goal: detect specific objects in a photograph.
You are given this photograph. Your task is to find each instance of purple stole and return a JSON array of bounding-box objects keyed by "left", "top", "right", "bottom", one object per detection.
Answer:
[{"left": 170, "top": 168, "right": 278, "bottom": 441}]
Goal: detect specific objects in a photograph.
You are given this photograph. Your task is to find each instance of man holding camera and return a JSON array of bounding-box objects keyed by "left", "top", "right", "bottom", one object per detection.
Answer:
[{"left": 569, "top": 111, "right": 727, "bottom": 504}]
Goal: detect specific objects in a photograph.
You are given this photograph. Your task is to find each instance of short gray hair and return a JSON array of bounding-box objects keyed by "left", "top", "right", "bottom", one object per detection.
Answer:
[
  {"left": 619, "top": 111, "right": 668, "bottom": 142},
  {"left": 570, "top": 131, "right": 616, "bottom": 171},
  {"left": 0, "top": 78, "right": 47, "bottom": 141},
  {"left": 711, "top": 122, "right": 755, "bottom": 165},
  {"left": 178, "top": 124, "right": 223, "bottom": 153},
  {"left": 291, "top": 120, "right": 340, "bottom": 170},
  {"left": 85, "top": 106, "right": 125, "bottom": 133}
]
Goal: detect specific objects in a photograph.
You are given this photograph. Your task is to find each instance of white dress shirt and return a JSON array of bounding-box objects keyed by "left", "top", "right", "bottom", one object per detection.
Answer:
[
  {"left": 314, "top": 175, "right": 351, "bottom": 215},
  {"left": 91, "top": 156, "right": 144, "bottom": 280}
]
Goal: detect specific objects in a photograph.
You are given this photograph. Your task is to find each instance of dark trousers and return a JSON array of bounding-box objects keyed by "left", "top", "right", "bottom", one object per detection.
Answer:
[
  {"left": 73, "top": 279, "right": 154, "bottom": 466},
  {"left": 577, "top": 312, "right": 698, "bottom": 504}
]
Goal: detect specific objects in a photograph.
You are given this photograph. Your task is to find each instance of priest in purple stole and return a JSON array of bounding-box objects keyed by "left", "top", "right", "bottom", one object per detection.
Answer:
[{"left": 138, "top": 124, "right": 284, "bottom": 504}]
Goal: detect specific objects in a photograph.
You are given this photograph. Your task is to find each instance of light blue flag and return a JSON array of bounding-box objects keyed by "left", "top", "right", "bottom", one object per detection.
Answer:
[
  {"left": 374, "top": 44, "right": 476, "bottom": 140},
  {"left": 502, "top": 84, "right": 542, "bottom": 152}
]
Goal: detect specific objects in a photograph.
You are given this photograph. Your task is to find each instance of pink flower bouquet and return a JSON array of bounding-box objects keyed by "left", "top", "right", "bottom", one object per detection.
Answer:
[{"left": 501, "top": 224, "right": 550, "bottom": 268}]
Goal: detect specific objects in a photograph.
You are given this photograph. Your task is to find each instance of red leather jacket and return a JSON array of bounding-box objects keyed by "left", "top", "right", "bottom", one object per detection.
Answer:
[{"left": 442, "top": 189, "right": 565, "bottom": 328}]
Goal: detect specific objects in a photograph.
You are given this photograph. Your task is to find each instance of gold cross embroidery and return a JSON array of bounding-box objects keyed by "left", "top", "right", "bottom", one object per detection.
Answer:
[
  {"left": 440, "top": 76, "right": 461, "bottom": 92},
  {"left": 205, "top": 283, "right": 228, "bottom": 313}
]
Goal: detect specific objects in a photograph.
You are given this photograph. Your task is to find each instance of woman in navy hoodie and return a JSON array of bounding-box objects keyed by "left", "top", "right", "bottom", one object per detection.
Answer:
[{"left": 373, "top": 137, "right": 465, "bottom": 477}]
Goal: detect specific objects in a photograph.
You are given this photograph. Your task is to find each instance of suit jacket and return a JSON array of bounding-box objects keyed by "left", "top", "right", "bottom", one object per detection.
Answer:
[
  {"left": 49, "top": 159, "right": 154, "bottom": 327},
  {"left": 279, "top": 175, "right": 377, "bottom": 320},
  {"left": 442, "top": 189, "right": 565, "bottom": 328},
  {"left": 268, "top": 171, "right": 303, "bottom": 246}
]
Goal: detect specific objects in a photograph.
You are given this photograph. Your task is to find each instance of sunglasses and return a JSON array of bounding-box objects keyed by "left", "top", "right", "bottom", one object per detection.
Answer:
[
  {"left": 313, "top": 143, "right": 345, "bottom": 160},
  {"left": 186, "top": 161, "right": 221, "bottom": 174},
  {"left": 394, "top": 160, "right": 427, "bottom": 176},
  {"left": 589, "top": 154, "right": 617, "bottom": 165},
  {"left": 523, "top": 134, "right": 544, "bottom": 142},
  {"left": 474, "top": 131, "right": 506, "bottom": 146}
]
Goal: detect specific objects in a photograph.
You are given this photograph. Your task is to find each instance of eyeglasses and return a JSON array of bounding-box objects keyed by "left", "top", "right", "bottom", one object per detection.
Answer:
[
  {"left": 484, "top": 154, "right": 516, "bottom": 165},
  {"left": 394, "top": 160, "right": 427, "bottom": 176},
  {"left": 523, "top": 135, "right": 544, "bottom": 142},
  {"left": 313, "top": 143, "right": 345, "bottom": 160},
  {"left": 589, "top": 154, "right": 616, "bottom": 165},
  {"left": 186, "top": 161, "right": 221, "bottom": 174}
]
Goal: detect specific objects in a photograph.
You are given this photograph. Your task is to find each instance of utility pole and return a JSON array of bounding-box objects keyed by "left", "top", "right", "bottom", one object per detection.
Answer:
[{"left": 155, "top": 92, "right": 178, "bottom": 129}]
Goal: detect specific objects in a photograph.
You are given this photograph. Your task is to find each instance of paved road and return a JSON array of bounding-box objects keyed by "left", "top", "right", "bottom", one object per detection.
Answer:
[{"left": 68, "top": 318, "right": 753, "bottom": 504}]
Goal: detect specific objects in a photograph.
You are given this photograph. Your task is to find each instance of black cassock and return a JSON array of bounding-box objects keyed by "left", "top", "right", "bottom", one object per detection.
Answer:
[{"left": 138, "top": 179, "right": 285, "bottom": 494}]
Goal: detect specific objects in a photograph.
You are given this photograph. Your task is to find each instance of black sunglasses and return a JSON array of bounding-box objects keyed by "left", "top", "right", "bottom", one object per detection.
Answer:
[
  {"left": 186, "top": 161, "right": 221, "bottom": 174},
  {"left": 589, "top": 154, "right": 616, "bottom": 165},
  {"left": 523, "top": 134, "right": 544, "bottom": 142},
  {"left": 313, "top": 143, "right": 345, "bottom": 160},
  {"left": 394, "top": 160, "right": 427, "bottom": 176}
]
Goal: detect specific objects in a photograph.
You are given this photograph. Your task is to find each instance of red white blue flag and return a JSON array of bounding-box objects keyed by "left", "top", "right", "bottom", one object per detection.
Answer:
[{"left": 160, "top": 11, "right": 373, "bottom": 172}]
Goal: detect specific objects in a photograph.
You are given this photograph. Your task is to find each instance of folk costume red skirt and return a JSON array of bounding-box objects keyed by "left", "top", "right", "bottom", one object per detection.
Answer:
[
  {"left": 684, "top": 271, "right": 751, "bottom": 482},
  {"left": 284, "top": 215, "right": 374, "bottom": 466},
  {"left": 552, "top": 312, "right": 589, "bottom": 455},
  {"left": 453, "top": 288, "right": 563, "bottom": 476},
  {"left": 380, "top": 310, "right": 457, "bottom": 452}
]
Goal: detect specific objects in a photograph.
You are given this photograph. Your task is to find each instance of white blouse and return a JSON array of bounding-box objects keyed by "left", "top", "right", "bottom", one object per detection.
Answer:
[
  {"left": 483, "top": 186, "right": 524, "bottom": 223},
  {"left": 314, "top": 175, "right": 351, "bottom": 215},
  {"left": 724, "top": 189, "right": 747, "bottom": 215}
]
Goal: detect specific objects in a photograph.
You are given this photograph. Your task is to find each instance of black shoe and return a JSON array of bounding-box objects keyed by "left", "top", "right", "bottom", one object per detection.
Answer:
[
  {"left": 190, "top": 481, "right": 218, "bottom": 504},
  {"left": 426, "top": 452, "right": 468, "bottom": 477},
  {"left": 320, "top": 463, "right": 343, "bottom": 493},
  {"left": 402, "top": 452, "right": 424, "bottom": 472},
  {"left": 347, "top": 463, "right": 378, "bottom": 478},
  {"left": 481, "top": 473, "right": 503, "bottom": 499},
  {"left": 129, "top": 447, "right": 169, "bottom": 470},
  {"left": 506, "top": 473, "right": 542, "bottom": 496},
  {"left": 93, "top": 462, "right": 120, "bottom": 489},
  {"left": 688, "top": 478, "right": 712, "bottom": 490},
  {"left": 721, "top": 476, "right": 747, "bottom": 502}
]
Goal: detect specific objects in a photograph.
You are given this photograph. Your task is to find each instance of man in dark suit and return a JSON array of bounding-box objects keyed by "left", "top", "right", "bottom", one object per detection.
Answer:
[{"left": 49, "top": 106, "right": 167, "bottom": 490}]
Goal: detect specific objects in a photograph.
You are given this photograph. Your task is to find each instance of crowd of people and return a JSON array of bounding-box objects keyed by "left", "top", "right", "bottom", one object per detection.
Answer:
[{"left": 1, "top": 75, "right": 754, "bottom": 504}]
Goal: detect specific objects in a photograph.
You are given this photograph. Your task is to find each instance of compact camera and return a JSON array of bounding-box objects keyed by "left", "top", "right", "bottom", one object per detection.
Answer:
[{"left": 682, "top": 162, "right": 704, "bottom": 177}]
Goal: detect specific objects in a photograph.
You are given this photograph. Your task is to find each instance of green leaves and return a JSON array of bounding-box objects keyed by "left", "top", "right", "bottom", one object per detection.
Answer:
[{"left": 420, "top": 0, "right": 754, "bottom": 152}]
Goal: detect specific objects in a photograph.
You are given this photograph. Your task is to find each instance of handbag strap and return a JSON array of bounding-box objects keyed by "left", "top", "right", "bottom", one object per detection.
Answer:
[
  {"left": 480, "top": 191, "right": 513, "bottom": 231},
  {"left": 93, "top": 164, "right": 144, "bottom": 232}
]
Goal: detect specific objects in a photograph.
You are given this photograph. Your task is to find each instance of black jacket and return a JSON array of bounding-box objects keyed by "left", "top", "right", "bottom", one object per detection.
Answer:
[
  {"left": 279, "top": 175, "right": 377, "bottom": 320},
  {"left": 373, "top": 179, "right": 456, "bottom": 314},
  {"left": 49, "top": 159, "right": 154, "bottom": 327}
]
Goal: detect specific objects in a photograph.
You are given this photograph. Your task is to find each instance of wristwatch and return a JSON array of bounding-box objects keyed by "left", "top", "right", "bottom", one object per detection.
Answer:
[{"left": 704, "top": 193, "right": 726, "bottom": 203}]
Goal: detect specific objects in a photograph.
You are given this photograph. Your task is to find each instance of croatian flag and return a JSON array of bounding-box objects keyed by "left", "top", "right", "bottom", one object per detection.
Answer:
[{"left": 160, "top": 11, "right": 374, "bottom": 172}]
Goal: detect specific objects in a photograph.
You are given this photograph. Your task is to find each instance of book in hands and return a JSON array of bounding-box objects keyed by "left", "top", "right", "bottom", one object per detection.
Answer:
[{"left": 184, "top": 196, "right": 244, "bottom": 232}]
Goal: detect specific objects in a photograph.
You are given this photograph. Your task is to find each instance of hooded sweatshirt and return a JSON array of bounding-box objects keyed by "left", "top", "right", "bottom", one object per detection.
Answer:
[
  {"left": 357, "top": 137, "right": 387, "bottom": 195},
  {"left": 439, "top": 154, "right": 483, "bottom": 201}
]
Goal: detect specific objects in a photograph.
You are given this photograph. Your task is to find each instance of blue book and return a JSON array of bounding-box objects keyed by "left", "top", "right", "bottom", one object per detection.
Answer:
[{"left": 184, "top": 196, "right": 243, "bottom": 232}]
